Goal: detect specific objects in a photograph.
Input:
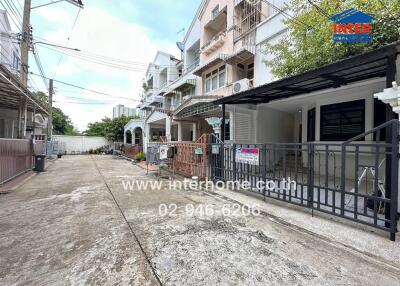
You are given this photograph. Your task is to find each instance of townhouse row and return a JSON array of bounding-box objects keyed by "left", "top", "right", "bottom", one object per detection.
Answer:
[
  {"left": 124, "top": 0, "right": 288, "bottom": 147},
  {"left": 123, "top": 0, "right": 400, "bottom": 240}
]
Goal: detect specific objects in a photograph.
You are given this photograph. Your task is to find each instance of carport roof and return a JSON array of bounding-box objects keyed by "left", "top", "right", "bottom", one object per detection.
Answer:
[
  {"left": 0, "top": 64, "right": 49, "bottom": 114},
  {"left": 214, "top": 42, "right": 400, "bottom": 105}
]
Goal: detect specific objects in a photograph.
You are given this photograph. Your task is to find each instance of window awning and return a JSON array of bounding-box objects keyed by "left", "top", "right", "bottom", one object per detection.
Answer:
[
  {"left": 224, "top": 46, "right": 255, "bottom": 65},
  {"left": 0, "top": 64, "right": 49, "bottom": 114},
  {"left": 193, "top": 54, "right": 228, "bottom": 76},
  {"left": 175, "top": 79, "right": 196, "bottom": 91},
  {"left": 214, "top": 42, "right": 400, "bottom": 105},
  {"left": 174, "top": 95, "right": 222, "bottom": 119}
]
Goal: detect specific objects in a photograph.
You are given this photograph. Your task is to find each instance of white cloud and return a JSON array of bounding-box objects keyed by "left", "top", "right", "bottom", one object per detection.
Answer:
[
  {"left": 54, "top": 82, "right": 140, "bottom": 131},
  {"left": 37, "top": 5, "right": 179, "bottom": 131}
]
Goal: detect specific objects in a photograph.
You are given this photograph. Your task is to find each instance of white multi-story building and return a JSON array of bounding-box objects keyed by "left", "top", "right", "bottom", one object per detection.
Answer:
[
  {"left": 0, "top": 10, "right": 20, "bottom": 78},
  {"left": 113, "top": 105, "right": 137, "bottom": 119},
  {"left": 124, "top": 0, "right": 289, "bottom": 146},
  {"left": 0, "top": 9, "right": 48, "bottom": 139}
]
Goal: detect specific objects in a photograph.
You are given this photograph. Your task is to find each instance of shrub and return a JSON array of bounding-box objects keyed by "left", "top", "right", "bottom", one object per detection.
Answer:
[{"left": 135, "top": 151, "right": 146, "bottom": 161}]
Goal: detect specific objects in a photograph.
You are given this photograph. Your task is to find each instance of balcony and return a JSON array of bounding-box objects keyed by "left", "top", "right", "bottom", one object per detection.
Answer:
[{"left": 201, "top": 31, "right": 226, "bottom": 56}]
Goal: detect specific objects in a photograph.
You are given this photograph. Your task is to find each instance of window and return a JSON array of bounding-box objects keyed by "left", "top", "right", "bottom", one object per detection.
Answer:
[
  {"left": 307, "top": 108, "right": 316, "bottom": 142},
  {"left": 320, "top": 100, "right": 365, "bottom": 141},
  {"left": 205, "top": 65, "right": 226, "bottom": 93},
  {"left": 12, "top": 51, "right": 20, "bottom": 70}
]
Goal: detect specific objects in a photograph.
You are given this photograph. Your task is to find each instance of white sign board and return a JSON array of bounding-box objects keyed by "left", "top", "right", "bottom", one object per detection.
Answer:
[{"left": 235, "top": 147, "right": 260, "bottom": 166}]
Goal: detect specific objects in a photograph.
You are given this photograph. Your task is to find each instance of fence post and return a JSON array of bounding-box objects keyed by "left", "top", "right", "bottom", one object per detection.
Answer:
[
  {"left": 389, "top": 121, "right": 399, "bottom": 241},
  {"left": 262, "top": 144, "right": 267, "bottom": 200},
  {"left": 307, "top": 143, "right": 314, "bottom": 208},
  {"left": 233, "top": 144, "right": 236, "bottom": 182},
  {"left": 340, "top": 144, "right": 346, "bottom": 216}
]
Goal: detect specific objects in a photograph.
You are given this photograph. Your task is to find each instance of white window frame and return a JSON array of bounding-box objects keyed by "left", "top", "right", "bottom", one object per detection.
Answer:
[{"left": 205, "top": 65, "right": 226, "bottom": 94}]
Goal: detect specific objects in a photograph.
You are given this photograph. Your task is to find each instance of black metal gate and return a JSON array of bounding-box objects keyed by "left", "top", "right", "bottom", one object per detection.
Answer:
[{"left": 210, "top": 120, "right": 399, "bottom": 241}]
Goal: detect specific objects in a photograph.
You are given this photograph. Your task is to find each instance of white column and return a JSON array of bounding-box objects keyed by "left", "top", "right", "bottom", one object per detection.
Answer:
[
  {"left": 373, "top": 82, "right": 400, "bottom": 213},
  {"left": 214, "top": 126, "right": 221, "bottom": 139},
  {"left": 144, "top": 124, "right": 151, "bottom": 153},
  {"left": 178, "top": 121, "right": 182, "bottom": 142},
  {"left": 123, "top": 129, "right": 127, "bottom": 144},
  {"left": 229, "top": 111, "right": 234, "bottom": 141},
  {"left": 192, "top": 122, "right": 197, "bottom": 141},
  {"left": 166, "top": 116, "right": 172, "bottom": 142},
  {"left": 131, "top": 128, "right": 136, "bottom": 145}
]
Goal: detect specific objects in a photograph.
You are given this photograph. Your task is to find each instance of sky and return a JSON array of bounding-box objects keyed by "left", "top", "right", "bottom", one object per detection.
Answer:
[{"left": 11, "top": 0, "right": 202, "bottom": 131}]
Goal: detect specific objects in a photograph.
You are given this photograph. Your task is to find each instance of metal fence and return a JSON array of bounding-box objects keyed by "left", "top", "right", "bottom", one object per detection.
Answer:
[
  {"left": 0, "top": 138, "right": 33, "bottom": 185},
  {"left": 210, "top": 120, "right": 399, "bottom": 241},
  {"left": 170, "top": 134, "right": 212, "bottom": 179}
]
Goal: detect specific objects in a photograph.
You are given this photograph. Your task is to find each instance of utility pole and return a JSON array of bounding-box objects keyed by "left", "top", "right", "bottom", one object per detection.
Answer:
[
  {"left": 18, "top": 0, "right": 31, "bottom": 138},
  {"left": 48, "top": 79, "right": 53, "bottom": 141},
  {"left": 18, "top": 0, "right": 83, "bottom": 139}
]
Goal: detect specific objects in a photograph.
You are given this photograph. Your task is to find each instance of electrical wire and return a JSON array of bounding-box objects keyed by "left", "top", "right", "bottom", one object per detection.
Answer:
[
  {"left": 30, "top": 71, "right": 143, "bottom": 102},
  {"left": 33, "top": 50, "right": 49, "bottom": 90},
  {"left": 34, "top": 35, "right": 182, "bottom": 68},
  {"left": 307, "top": 0, "right": 330, "bottom": 19},
  {"left": 37, "top": 44, "right": 183, "bottom": 72},
  {"left": 0, "top": 0, "right": 22, "bottom": 31},
  {"left": 52, "top": 7, "right": 81, "bottom": 79},
  {"left": 260, "top": 0, "right": 313, "bottom": 30}
]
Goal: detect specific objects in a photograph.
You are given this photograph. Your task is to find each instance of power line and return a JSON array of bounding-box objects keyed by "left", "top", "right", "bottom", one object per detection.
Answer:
[
  {"left": 307, "top": 0, "right": 330, "bottom": 19},
  {"left": 34, "top": 36, "right": 182, "bottom": 67},
  {"left": 37, "top": 44, "right": 188, "bottom": 76},
  {"left": 33, "top": 50, "right": 49, "bottom": 90},
  {"left": 5, "top": 0, "right": 23, "bottom": 19},
  {"left": 0, "top": 0, "right": 22, "bottom": 30},
  {"left": 30, "top": 71, "right": 142, "bottom": 102},
  {"left": 260, "top": 0, "right": 313, "bottom": 30},
  {"left": 53, "top": 7, "right": 81, "bottom": 79}
]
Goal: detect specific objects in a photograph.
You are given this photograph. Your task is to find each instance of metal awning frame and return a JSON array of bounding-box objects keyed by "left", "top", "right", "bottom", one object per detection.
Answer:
[
  {"left": 214, "top": 42, "right": 400, "bottom": 105},
  {"left": 0, "top": 64, "right": 49, "bottom": 115}
]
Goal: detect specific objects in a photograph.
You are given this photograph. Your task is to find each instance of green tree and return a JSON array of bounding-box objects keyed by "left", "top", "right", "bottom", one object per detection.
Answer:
[
  {"left": 52, "top": 107, "right": 79, "bottom": 135},
  {"left": 264, "top": 0, "right": 400, "bottom": 78},
  {"left": 34, "top": 91, "right": 48, "bottom": 104},
  {"left": 84, "top": 115, "right": 138, "bottom": 142},
  {"left": 34, "top": 92, "right": 79, "bottom": 135}
]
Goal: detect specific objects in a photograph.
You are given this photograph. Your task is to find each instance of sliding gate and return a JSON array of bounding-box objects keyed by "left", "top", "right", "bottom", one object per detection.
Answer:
[{"left": 211, "top": 120, "right": 400, "bottom": 241}]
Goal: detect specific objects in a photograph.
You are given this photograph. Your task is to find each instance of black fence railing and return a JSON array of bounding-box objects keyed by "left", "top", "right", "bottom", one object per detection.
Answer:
[{"left": 210, "top": 120, "right": 399, "bottom": 241}]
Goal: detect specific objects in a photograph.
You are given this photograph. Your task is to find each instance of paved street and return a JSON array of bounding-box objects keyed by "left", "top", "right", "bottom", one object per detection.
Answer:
[{"left": 1, "top": 155, "right": 400, "bottom": 285}]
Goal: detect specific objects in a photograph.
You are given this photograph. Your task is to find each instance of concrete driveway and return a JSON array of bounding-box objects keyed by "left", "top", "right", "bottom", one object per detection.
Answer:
[{"left": 0, "top": 155, "right": 399, "bottom": 285}]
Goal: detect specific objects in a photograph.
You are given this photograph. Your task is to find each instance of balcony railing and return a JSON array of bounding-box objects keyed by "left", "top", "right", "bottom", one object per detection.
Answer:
[
  {"left": 183, "top": 59, "right": 200, "bottom": 75},
  {"left": 201, "top": 30, "right": 227, "bottom": 56}
]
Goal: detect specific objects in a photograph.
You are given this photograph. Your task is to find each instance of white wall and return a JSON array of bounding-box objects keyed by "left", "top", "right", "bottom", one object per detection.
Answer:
[
  {"left": 257, "top": 105, "right": 294, "bottom": 143},
  {"left": 255, "top": 12, "right": 287, "bottom": 86},
  {"left": 52, "top": 135, "right": 110, "bottom": 154}
]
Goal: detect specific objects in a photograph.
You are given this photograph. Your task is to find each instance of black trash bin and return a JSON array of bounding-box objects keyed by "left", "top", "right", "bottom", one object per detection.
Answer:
[{"left": 34, "top": 155, "right": 46, "bottom": 172}]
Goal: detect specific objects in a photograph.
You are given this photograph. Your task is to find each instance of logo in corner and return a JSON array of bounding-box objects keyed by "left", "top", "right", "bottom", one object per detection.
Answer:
[{"left": 330, "top": 8, "right": 374, "bottom": 43}]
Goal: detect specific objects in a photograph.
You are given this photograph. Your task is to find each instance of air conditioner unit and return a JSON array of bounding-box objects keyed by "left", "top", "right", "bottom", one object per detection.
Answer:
[{"left": 233, "top": 78, "right": 252, "bottom": 94}]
